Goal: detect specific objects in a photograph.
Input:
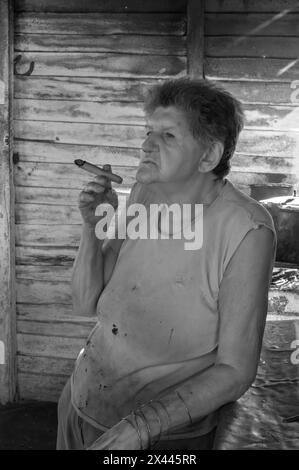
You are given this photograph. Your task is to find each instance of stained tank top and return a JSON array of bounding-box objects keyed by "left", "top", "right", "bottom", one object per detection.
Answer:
[{"left": 71, "top": 178, "right": 276, "bottom": 439}]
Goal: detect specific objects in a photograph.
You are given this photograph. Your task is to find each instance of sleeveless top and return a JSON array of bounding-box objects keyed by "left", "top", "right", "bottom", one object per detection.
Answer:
[{"left": 71, "top": 178, "right": 276, "bottom": 439}]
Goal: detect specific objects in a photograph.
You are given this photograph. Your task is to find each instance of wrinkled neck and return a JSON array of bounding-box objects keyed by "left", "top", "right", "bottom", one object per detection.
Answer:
[{"left": 146, "top": 173, "right": 224, "bottom": 207}]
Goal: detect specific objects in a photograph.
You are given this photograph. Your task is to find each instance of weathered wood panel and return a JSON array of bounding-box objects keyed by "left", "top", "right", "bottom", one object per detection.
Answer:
[
  {"left": 232, "top": 155, "right": 295, "bottom": 174},
  {"left": 14, "top": 140, "right": 141, "bottom": 165},
  {"left": 0, "top": 0, "right": 16, "bottom": 404},
  {"left": 14, "top": 162, "right": 136, "bottom": 189},
  {"left": 14, "top": 99, "right": 145, "bottom": 125},
  {"left": 14, "top": 120, "right": 144, "bottom": 147},
  {"left": 243, "top": 105, "right": 299, "bottom": 131},
  {"left": 187, "top": 0, "right": 204, "bottom": 78},
  {"left": 15, "top": 221, "right": 136, "bottom": 249},
  {"left": 15, "top": 223, "right": 114, "bottom": 247},
  {"left": 13, "top": 52, "right": 186, "bottom": 78},
  {"left": 14, "top": 100, "right": 299, "bottom": 131},
  {"left": 15, "top": 188, "right": 82, "bottom": 207},
  {"left": 237, "top": 130, "right": 299, "bottom": 158},
  {"left": 15, "top": 184, "right": 249, "bottom": 215},
  {"left": 15, "top": 187, "right": 129, "bottom": 207},
  {"left": 205, "top": 13, "right": 299, "bottom": 36},
  {"left": 204, "top": 1, "right": 299, "bottom": 206},
  {"left": 16, "top": 265, "right": 73, "bottom": 281},
  {"left": 16, "top": 279, "right": 72, "bottom": 304},
  {"left": 15, "top": 224, "right": 81, "bottom": 247},
  {"left": 16, "top": 201, "right": 137, "bottom": 225},
  {"left": 17, "top": 319, "right": 93, "bottom": 338},
  {"left": 15, "top": 0, "right": 187, "bottom": 13},
  {"left": 205, "top": 1, "right": 299, "bottom": 13},
  {"left": 14, "top": 77, "right": 299, "bottom": 105},
  {"left": 16, "top": 304, "right": 97, "bottom": 325},
  {"left": 16, "top": 204, "right": 81, "bottom": 225},
  {"left": 250, "top": 185, "right": 294, "bottom": 200},
  {"left": 206, "top": 36, "right": 299, "bottom": 59},
  {"left": 17, "top": 333, "right": 84, "bottom": 358},
  {"left": 17, "top": 308, "right": 97, "bottom": 327},
  {"left": 229, "top": 171, "right": 295, "bottom": 186},
  {"left": 219, "top": 81, "right": 299, "bottom": 106},
  {"left": 16, "top": 246, "right": 77, "bottom": 266},
  {"left": 15, "top": 13, "right": 186, "bottom": 35},
  {"left": 14, "top": 76, "right": 157, "bottom": 101},
  {"left": 17, "top": 303, "right": 74, "bottom": 317},
  {"left": 15, "top": 33, "right": 186, "bottom": 55},
  {"left": 14, "top": 124, "right": 299, "bottom": 157},
  {"left": 17, "top": 372, "right": 68, "bottom": 402},
  {"left": 205, "top": 58, "right": 299, "bottom": 82},
  {"left": 17, "top": 355, "right": 75, "bottom": 378}
]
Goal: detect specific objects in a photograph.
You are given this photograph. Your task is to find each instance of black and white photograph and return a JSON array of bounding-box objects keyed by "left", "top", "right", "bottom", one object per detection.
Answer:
[{"left": 0, "top": 0, "right": 298, "bottom": 454}]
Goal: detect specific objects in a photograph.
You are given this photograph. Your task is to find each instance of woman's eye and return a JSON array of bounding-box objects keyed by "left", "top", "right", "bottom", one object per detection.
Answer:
[
  {"left": 146, "top": 131, "right": 152, "bottom": 137},
  {"left": 165, "top": 132, "right": 175, "bottom": 139}
]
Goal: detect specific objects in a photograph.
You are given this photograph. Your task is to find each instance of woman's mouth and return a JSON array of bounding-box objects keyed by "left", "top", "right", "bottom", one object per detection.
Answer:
[{"left": 141, "top": 160, "right": 157, "bottom": 165}]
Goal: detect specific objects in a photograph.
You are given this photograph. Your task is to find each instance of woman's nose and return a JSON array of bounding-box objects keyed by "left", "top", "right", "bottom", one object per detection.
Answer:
[{"left": 142, "top": 133, "right": 159, "bottom": 153}]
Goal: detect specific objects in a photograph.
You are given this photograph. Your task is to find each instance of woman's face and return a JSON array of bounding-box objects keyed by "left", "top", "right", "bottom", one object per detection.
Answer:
[{"left": 137, "top": 106, "right": 206, "bottom": 186}]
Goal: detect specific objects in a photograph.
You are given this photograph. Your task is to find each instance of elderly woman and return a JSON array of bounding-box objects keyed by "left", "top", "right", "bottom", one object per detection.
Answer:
[{"left": 57, "top": 78, "right": 276, "bottom": 450}]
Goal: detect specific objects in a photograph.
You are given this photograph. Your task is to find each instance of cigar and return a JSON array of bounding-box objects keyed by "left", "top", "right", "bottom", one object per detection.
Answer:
[
  {"left": 282, "top": 415, "right": 299, "bottom": 423},
  {"left": 74, "top": 159, "right": 123, "bottom": 184}
]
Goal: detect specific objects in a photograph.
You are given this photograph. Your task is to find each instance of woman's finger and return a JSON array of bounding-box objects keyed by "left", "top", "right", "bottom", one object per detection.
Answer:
[
  {"left": 83, "top": 182, "right": 106, "bottom": 194},
  {"left": 93, "top": 175, "right": 111, "bottom": 187},
  {"left": 78, "top": 192, "right": 95, "bottom": 204},
  {"left": 102, "top": 164, "right": 112, "bottom": 190}
]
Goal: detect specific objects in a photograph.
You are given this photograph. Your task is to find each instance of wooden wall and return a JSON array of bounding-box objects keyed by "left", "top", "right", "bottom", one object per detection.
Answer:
[
  {"left": 205, "top": 0, "right": 299, "bottom": 200},
  {"left": 12, "top": 0, "right": 299, "bottom": 402},
  {"left": 0, "top": 0, "right": 17, "bottom": 404},
  {"left": 13, "top": 0, "right": 187, "bottom": 401}
]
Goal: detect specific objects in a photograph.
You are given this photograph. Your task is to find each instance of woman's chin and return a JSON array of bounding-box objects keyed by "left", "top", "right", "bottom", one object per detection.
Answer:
[{"left": 136, "top": 167, "right": 158, "bottom": 184}]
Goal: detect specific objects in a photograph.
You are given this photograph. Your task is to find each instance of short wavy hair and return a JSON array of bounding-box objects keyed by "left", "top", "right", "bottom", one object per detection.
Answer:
[{"left": 143, "top": 78, "right": 244, "bottom": 180}]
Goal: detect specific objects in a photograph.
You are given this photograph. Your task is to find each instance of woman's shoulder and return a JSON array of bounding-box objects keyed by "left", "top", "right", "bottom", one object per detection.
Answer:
[{"left": 220, "top": 179, "right": 275, "bottom": 230}]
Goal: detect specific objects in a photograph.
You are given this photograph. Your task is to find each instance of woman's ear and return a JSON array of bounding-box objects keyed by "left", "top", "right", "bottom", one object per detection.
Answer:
[{"left": 198, "top": 142, "right": 224, "bottom": 173}]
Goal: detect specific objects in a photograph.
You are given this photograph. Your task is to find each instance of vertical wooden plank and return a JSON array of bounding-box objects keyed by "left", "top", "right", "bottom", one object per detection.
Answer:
[
  {"left": 187, "top": 0, "right": 205, "bottom": 78},
  {"left": 0, "top": 0, "right": 17, "bottom": 404}
]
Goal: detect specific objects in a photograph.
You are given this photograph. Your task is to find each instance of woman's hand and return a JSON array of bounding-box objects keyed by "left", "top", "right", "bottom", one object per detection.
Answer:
[
  {"left": 78, "top": 164, "right": 118, "bottom": 228},
  {"left": 86, "top": 418, "right": 142, "bottom": 450}
]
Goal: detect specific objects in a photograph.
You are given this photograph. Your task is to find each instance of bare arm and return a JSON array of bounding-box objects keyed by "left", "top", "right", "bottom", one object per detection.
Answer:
[
  {"left": 88, "top": 224, "right": 276, "bottom": 449},
  {"left": 71, "top": 166, "right": 119, "bottom": 316},
  {"left": 71, "top": 228, "right": 121, "bottom": 316},
  {"left": 152, "top": 225, "right": 276, "bottom": 431},
  {"left": 72, "top": 225, "right": 102, "bottom": 316},
  {"left": 72, "top": 179, "right": 138, "bottom": 317}
]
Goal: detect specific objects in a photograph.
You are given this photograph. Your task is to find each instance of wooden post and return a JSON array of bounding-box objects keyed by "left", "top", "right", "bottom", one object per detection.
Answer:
[
  {"left": 0, "top": 0, "right": 17, "bottom": 404},
  {"left": 187, "top": 0, "right": 205, "bottom": 79}
]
